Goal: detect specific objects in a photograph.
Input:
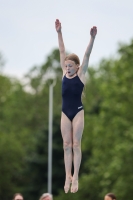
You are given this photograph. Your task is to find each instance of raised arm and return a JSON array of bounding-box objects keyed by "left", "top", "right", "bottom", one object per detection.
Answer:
[
  {"left": 80, "top": 26, "right": 97, "bottom": 74},
  {"left": 55, "top": 19, "right": 66, "bottom": 71}
]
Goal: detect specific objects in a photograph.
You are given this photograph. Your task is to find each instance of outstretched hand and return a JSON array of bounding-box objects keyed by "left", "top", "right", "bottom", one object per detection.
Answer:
[
  {"left": 90, "top": 26, "right": 97, "bottom": 38},
  {"left": 55, "top": 19, "right": 61, "bottom": 32}
]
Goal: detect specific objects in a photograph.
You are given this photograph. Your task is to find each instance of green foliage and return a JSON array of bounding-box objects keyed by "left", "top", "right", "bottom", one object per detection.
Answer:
[
  {"left": 0, "top": 132, "right": 26, "bottom": 200},
  {"left": 55, "top": 39, "right": 133, "bottom": 200},
  {"left": 1, "top": 39, "right": 133, "bottom": 200},
  {"left": 0, "top": 49, "right": 63, "bottom": 200}
]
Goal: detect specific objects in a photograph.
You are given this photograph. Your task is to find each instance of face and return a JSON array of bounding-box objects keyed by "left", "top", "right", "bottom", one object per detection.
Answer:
[
  {"left": 104, "top": 195, "right": 113, "bottom": 200},
  {"left": 43, "top": 196, "right": 51, "bottom": 200},
  {"left": 65, "top": 60, "right": 79, "bottom": 77},
  {"left": 14, "top": 195, "right": 23, "bottom": 200}
]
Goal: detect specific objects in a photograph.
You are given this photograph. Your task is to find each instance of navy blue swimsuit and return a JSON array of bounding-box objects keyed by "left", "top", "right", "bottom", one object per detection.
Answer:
[{"left": 62, "top": 75, "right": 84, "bottom": 121}]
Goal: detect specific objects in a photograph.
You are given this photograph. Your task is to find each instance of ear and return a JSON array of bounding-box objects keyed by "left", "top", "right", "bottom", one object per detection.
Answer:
[{"left": 76, "top": 64, "right": 79, "bottom": 69}]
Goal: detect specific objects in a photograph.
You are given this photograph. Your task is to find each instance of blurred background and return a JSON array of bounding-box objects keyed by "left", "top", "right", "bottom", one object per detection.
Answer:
[{"left": 0, "top": 0, "right": 133, "bottom": 199}]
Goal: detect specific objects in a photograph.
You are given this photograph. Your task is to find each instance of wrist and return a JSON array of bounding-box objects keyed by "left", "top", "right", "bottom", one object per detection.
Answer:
[
  {"left": 57, "top": 30, "right": 62, "bottom": 34},
  {"left": 91, "top": 35, "right": 95, "bottom": 40}
]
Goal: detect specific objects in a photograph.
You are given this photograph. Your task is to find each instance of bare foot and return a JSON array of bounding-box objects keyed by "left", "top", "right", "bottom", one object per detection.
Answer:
[
  {"left": 71, "top": 179, "right": 78, "bottom": 193},
  {"left": 64, "top": 177, "right": 72, "bottom": 193}
]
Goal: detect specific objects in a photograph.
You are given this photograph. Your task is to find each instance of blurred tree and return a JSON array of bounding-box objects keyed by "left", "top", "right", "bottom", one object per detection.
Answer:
[
  {"left": 54, "top": 39, "right": 133, "bottom": 200},
  {"left": 0, "top": 132, "right": 26, "bottom": 200},
  {"left": 0, "top": 53, "right": 34, "bottom": 199},
  {"left": 21, "top": 49, "right": 64, "bottom": 200},
  {"left": 1, "top": 38, "right": 133, "bottom": 200}
]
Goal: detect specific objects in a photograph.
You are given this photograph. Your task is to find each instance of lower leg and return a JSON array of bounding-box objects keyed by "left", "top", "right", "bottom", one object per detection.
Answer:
[
  {"left": 71, "top": 110, "right": 84, "bottom": 193},
  {"left": 71, "top": 142, "right": 81, "bottom": 193},
  {"left": 61, "top": 113, "right": 73, "bottom": 193},
  {"left": 63, "top": 143, "right": 73, "bottom": 193}
]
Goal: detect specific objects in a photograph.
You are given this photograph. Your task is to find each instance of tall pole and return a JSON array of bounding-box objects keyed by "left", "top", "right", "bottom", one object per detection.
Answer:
[{"left": 48, "top": 79, "right": 56, "bottom": 194}]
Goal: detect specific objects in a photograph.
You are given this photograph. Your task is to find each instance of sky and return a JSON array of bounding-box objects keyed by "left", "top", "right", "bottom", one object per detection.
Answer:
[{"left": 0, "top": 0, "right": 133, "bottom": 79}]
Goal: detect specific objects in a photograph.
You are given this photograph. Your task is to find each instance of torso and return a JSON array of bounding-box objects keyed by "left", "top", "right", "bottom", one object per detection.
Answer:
[{"left": 61, "top": 74, "right": 84, "bottom": 121}]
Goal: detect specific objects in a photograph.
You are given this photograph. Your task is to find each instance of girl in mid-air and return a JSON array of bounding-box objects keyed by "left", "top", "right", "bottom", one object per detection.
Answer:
[{"left": 55, "top": 19, "right": 97, "bottom": 193}]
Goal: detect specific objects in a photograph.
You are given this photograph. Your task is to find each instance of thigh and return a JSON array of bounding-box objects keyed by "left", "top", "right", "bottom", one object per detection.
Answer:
[
  {"left": 72, "top": 110, "right": 84, "bottom": 142},
  {"left": 61, "top": 112, "right": 73, "bottom": 143}
]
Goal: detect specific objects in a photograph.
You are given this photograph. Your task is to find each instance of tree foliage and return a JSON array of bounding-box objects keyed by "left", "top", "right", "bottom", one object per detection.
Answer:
[{"left": 1, "top": 39, "right": 133, "bottom": 200}]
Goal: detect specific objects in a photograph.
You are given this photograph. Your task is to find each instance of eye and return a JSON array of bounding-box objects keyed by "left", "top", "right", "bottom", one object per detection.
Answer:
[{"left": 66, "top": 64, "right": 72, "bottom": 67}]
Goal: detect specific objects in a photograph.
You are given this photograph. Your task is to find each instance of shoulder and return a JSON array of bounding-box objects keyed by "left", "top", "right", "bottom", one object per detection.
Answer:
[{"left": 62, "top": 70, "right": 66, "bottom": 77}]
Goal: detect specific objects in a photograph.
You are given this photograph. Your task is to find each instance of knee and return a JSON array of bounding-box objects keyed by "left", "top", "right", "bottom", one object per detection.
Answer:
[
  {"left": 73, "top": 141, "right": 81, "bottom": 151},
  {"left": 63, "top": 142, "right": 72, "bottom": 151}
]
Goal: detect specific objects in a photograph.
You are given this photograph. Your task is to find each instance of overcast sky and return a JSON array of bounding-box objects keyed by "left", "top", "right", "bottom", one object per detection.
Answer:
[{"left": 0, "top": 0, "right": 133, "bottom": 78}]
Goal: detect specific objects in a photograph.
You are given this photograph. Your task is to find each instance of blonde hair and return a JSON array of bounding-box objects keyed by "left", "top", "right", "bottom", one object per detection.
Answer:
[
  {"left": 39, "top": 193, "right": 53, "bottom": 200},
  {"left": 65, "top": 53, "right": 80, "bottom": 65}
]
